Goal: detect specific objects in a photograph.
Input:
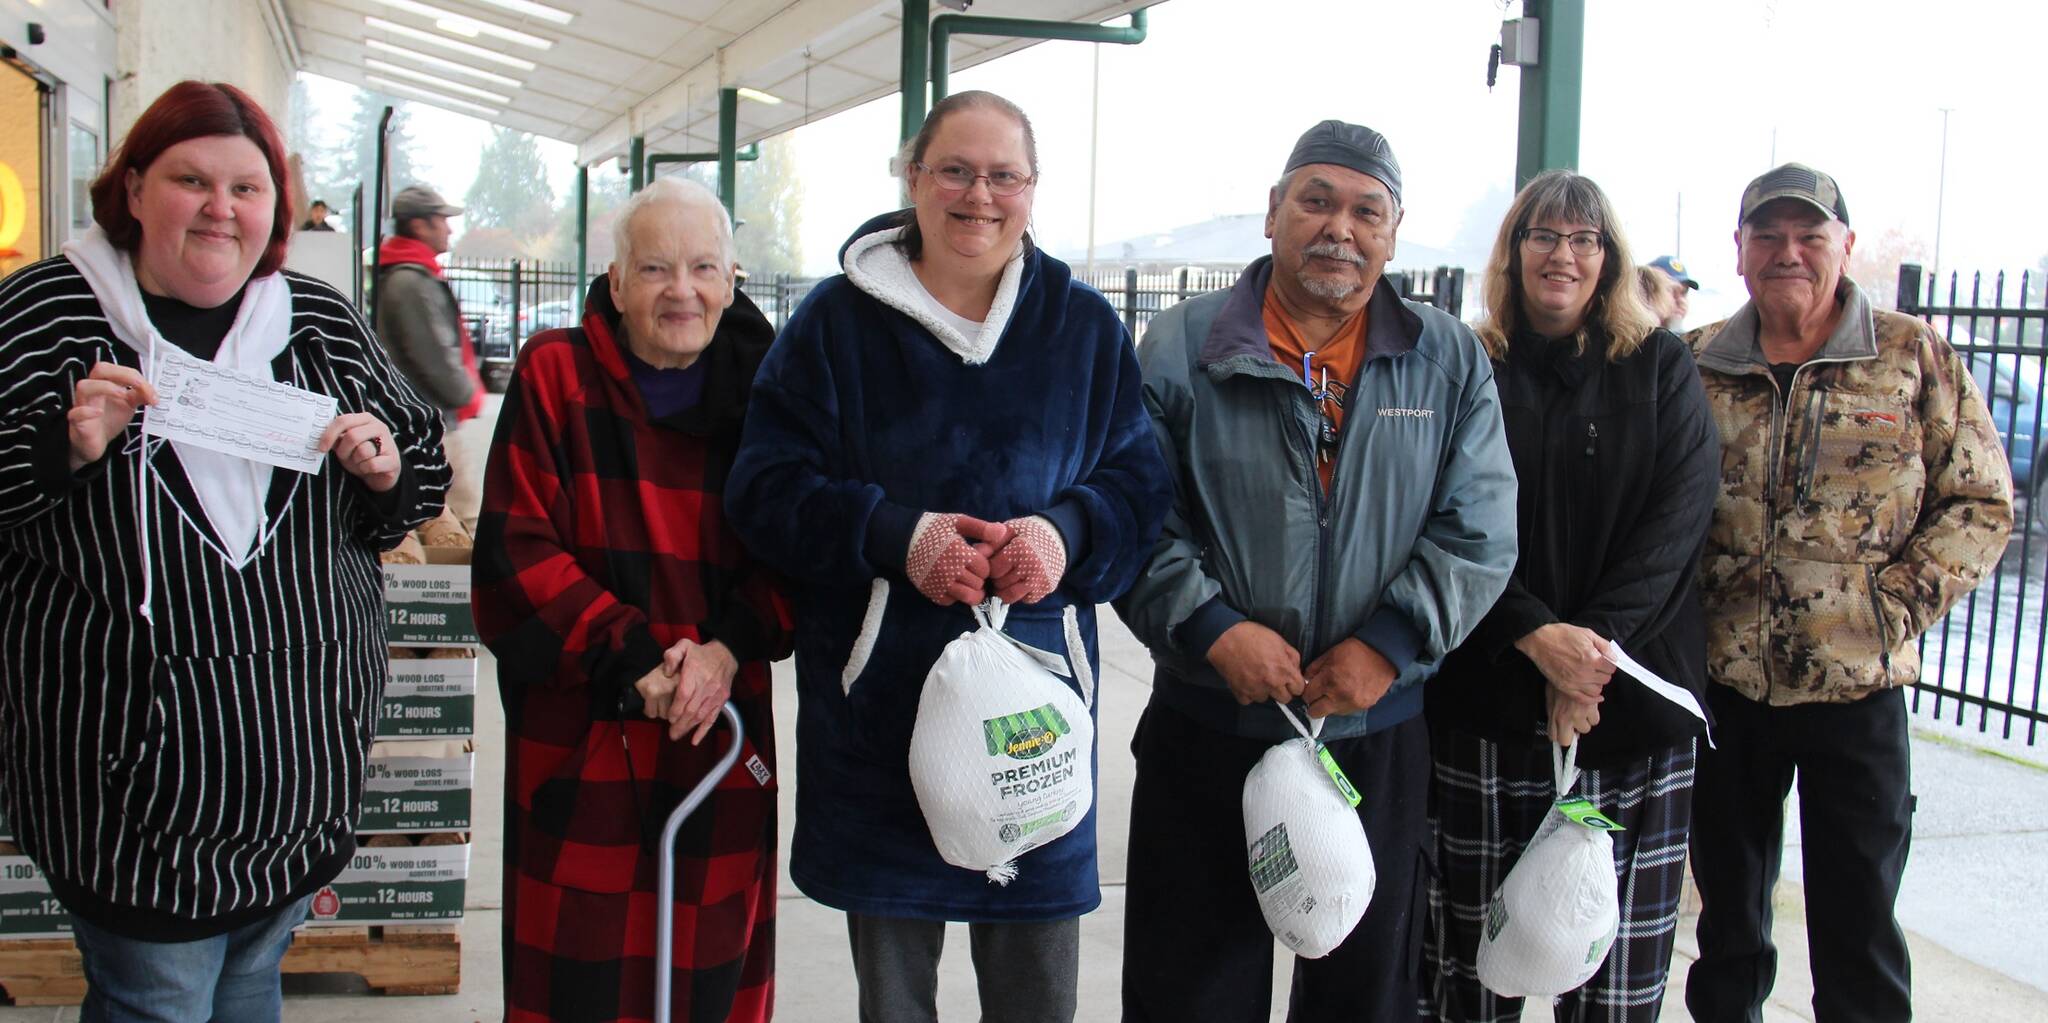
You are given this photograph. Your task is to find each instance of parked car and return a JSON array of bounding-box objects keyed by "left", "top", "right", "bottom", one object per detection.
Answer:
[
  {"left": 527, "top": 299, "right": 577, "bottom": 334},
  {"left": 1964, "top": 345, "right": 2048, "bottom": 529},
  {"left": 467, "top": 313, "right": 515, "bottom": 393}
]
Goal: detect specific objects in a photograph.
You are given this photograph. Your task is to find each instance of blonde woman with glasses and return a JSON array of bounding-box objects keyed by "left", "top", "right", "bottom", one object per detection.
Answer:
[{"left": 1422, "top": 170, "right": 1721, "bottom": 1022}]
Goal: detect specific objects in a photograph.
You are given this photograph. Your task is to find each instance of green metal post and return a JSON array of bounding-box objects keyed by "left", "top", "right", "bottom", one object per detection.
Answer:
[
  {"left": 629, "top": 134, "right": 646, "bottom": 192},
  {"left": 900, "top": 0, "right": 929, "bottom": 145},
  {"left": 646, "top": 145, "right": 757, "bottom": 182},
  {"left": 574, "top": 165, "right": 589, "bottom": 313},
  {"left": 718, "top": 87, "right": 738, "bottom": 217},
  {"left": 1514, "top": 0, "right": 1584, "bottom": 187},
  {"left": 929, "top": 9, "right": 1147, "bottom": 105}
]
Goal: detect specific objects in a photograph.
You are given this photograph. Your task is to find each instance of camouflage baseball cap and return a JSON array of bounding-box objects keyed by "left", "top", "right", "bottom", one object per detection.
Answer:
[{"left": 1738, "top": 163, "right": 1848, "bottom": 227}]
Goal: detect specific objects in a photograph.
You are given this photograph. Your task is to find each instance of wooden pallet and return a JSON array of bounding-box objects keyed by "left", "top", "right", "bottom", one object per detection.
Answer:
[
  {"left": 0, "top": 922, "right": 461, "bottom": 1005},
  {"left": 0, "top": 938, "right": 85, "bottom": 1006},
  {"left": 287, "top": 923, "right": 462, "bottom": 995}
]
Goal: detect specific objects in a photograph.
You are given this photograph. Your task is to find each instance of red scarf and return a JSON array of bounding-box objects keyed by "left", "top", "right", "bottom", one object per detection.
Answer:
[{"left": 377, "top": 235, "right": 485, "bottom": 421}]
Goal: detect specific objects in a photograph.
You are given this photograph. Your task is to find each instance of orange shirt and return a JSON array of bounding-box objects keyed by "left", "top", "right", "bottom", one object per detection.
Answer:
[{"left": 1264, "top": 286, "right": 1366, "bottom": 491}]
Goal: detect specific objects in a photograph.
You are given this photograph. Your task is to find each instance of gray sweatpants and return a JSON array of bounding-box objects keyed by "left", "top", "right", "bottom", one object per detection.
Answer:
[{"left": 845, "top": 913, "right": 1080, "bottom": 1023}]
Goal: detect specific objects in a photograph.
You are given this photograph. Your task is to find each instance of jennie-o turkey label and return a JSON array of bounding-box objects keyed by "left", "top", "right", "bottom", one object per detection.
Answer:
[
  {"left": 983, "top": 703, "right": 1082, "bottom": 845},
  {"left": 909, "top": 600, "right": 1095, "bottom": 882}
]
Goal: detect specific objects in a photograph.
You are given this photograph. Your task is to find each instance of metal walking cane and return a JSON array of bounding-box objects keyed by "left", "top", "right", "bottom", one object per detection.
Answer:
[{"left": 653, "top": 700, "right": 746, "bottom": 1023}]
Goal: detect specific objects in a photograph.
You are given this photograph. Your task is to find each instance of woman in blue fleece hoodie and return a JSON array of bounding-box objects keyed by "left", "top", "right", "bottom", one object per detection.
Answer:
[{"left": 725, "top": 91, "right": 1169, "bottom": 1022}]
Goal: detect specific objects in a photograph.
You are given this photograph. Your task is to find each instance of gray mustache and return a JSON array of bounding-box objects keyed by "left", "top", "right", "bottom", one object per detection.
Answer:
[{"left": 1303, "top": 242, "right": 1365, "bottom": 266}]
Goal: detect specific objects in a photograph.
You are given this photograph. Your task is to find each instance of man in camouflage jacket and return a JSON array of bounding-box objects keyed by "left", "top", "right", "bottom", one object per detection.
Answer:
[{"left": 1684, "top": 164, "right": 2012, "bottom": 1023}]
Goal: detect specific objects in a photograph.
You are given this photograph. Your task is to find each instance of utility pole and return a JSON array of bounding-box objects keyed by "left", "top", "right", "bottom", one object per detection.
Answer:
[
  {"left": 1933, "top": 107, "right": 1953, "bottom": 285},
  {"left": 1086, "top": 44, "right": 1101, "bottom": 277}
]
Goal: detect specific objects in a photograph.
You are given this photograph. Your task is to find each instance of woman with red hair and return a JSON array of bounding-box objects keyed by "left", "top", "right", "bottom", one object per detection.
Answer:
[{"left": 0, "top": 81, "right": 449, "bottom": 1020}]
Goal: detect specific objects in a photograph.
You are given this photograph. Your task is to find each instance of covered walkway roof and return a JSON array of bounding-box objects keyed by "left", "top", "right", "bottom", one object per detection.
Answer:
[{"left": 281, "top": 0, "right": 1156, "bottom": 165}]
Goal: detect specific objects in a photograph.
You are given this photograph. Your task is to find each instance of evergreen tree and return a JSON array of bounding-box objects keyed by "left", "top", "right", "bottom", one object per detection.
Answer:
[
  {"left": 661, "top": 134, "right": 805, "bottom": 278},
  {"left": 733, "top": 134, "right": 804, "bottom": 278},
  {"left": 463, "top": 128, "right": 555, "bottom": 233}
]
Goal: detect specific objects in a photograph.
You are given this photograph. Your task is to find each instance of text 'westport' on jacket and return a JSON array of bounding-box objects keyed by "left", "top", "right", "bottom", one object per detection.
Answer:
[
  {"left": 1687, "top": 278, "right": 2013, "bottom": 706},
  {"left": 1116, "top": 257, "right": 1519, "bottom": 743}
]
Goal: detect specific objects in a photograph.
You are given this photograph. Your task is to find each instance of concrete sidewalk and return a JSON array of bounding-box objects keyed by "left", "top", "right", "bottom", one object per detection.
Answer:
[{"left": 3, "top": 613, "right": 2044, "bottom": 1021}]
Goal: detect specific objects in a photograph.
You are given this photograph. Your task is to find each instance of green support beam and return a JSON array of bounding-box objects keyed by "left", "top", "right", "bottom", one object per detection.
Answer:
[
  {"left": 628, "top": 134, "right": 646, "bottom": 192},
  {"left": 574, "top": 165, "right": 589, "bottom": 311},
  {"left": 718, "top": 87, "right": 739, "bottom": 216},
  {"left": 929, "top": 9, "right": 1147, "bottom": 105},
  {"left": 1514, "top": 0, "right": 1584, "bottom": 187},
  {"left": 646, "top": 145, "right": 758, "bottom": 182},
  {"left": 900, "top": 0, "right": 929, "bottom": 145}
]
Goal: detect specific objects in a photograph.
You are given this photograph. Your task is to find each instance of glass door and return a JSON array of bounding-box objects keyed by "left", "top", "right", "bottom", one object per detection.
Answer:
[{"left": 0, "top": 62, "right": 47, "bottom": 277}]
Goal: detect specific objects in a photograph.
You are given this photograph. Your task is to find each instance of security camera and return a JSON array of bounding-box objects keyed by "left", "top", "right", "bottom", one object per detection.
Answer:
[
  {"left": 936, "top": 0, "right": 973, "bottom": 10},
  {"left": 615, "top": 154, "right": 630, "bottom": 174}
]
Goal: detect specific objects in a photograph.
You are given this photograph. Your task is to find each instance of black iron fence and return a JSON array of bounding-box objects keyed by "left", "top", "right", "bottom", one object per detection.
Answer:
[
  {"left": 1897, "top": 262, "right": 2048, "bottom": 745},
  {"left": 438, "top": 258, "right": 601, "bottom": 389},
  {"left": 752, "top": 263, "right": 1467, "bottom": 340},
  {"left": 436, "top": 260, "right": 1468, "bottom": 385},
  {"left": 418, "top": 254, "right": 2039, "bottom": 744}
]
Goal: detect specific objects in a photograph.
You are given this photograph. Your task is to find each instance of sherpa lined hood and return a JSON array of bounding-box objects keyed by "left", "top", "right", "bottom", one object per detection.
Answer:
[{"left": 838, "top": 209, "right": 1025, "bottom": 365}]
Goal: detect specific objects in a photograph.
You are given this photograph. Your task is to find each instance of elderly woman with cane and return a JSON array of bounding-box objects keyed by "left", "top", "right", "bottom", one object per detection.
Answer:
[{"left": 473, "top": 177, "right": 791, "bottom": 1023}]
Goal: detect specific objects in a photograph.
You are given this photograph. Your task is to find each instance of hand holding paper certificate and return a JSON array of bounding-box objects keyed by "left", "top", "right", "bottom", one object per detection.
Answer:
[
  {"left": 1601, "top": 639, "right": 1715, "bottom": 748},
  {"left": 141, "top": 344, "right": 337, "bottom": 474}
]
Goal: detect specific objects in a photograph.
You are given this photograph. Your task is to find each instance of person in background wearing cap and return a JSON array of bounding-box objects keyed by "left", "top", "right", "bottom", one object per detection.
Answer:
[
  {"left": 377, "top": 184, "right": 488, "bottom": 528},
  {"left": 1114, "top": 119, "right": 1517, "bottom": 1022},
  {"left": 376, "top": 184, "right": 483, "bottom": 430},
  {"left": 1645, "top": 254, "right": 1697, "bottom": 330},
  {"left": 1684, "top": 164, "right": 2012, "bottom": 1022}
]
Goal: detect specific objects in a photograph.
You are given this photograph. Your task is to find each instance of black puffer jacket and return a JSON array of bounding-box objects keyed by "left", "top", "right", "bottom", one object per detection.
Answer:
[{"left": 1427, "top": 326, "right": 1720, "bottom": 767}]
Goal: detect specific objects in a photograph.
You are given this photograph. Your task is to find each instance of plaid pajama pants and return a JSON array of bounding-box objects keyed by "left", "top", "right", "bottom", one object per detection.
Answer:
[{"left": 1423, "top": 728, "right": 1696, "bottom": 1023}]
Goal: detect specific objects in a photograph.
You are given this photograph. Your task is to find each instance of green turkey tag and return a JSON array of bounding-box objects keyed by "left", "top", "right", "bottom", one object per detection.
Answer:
[
  {"left": 1315, "top": 744, "right": 1362, "bottom": 808},
  {"left": 1556, "top": 798, "right": 1625, "bottom": 832}
]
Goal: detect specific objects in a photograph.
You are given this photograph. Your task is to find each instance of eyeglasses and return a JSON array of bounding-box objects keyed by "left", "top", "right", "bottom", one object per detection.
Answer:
[
  {"left": 914, "top": 162, "right": 1036, "bottom": 197},
  {"left": 1519, "top": 228, "right": 1604, "bottom": 256}
]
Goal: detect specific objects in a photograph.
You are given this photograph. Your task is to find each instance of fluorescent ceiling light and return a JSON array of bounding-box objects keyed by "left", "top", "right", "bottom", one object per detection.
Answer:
[
  {"left": 365, "top": 16, "right": 537, "bottom": 70},
  {"left": 470, "top": 0, "right": 575, "bottom": 25},
  {"left": 364, "top": 39, "right": 522, "bottom": 87},
  {"left": 364, "top": 0, "right": 554, "bottom": 50},
  {"left": 364, "top": 74, "right": 502, "bottom": 118},
  {"left": 737, "top": 87, "right": 783, "bottom": 105},
  {"left": 364, "top": 58, "right": 512, "bottom": 103}
]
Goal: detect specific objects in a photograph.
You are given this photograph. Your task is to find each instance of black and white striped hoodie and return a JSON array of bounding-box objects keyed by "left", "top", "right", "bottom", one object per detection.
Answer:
[{"left": 0, "top": 252, "right": 448, "bottom": 923}]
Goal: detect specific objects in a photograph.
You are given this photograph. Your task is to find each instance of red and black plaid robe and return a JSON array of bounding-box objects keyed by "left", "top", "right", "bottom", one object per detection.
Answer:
[{"left": 473, "top": 279, "right": 790, "bottom": 1023}]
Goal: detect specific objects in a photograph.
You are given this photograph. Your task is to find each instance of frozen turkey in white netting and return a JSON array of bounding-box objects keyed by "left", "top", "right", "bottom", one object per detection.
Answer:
[
  {"left": 1242, "top": 704, "right": 1374, "bottom": 959},
  {"left": 908, "top": 599, "right": 1094, "bottom": 884},
  {"left": 1476, "top": 742, "right": 1621, "bottom": 998}
]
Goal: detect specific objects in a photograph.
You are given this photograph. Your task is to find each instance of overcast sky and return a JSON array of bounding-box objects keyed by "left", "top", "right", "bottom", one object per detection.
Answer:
[{"left": 307, "top": 0, "right": 2048, "bottom": 323}]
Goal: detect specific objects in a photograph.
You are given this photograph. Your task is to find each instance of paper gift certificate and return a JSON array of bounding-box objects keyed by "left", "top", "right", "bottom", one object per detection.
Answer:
[{"left": 141, "top": 344, "right": 337, "bottom": 474}]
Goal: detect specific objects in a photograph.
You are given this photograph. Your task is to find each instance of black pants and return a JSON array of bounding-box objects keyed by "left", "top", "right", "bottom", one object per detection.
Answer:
[
  {"left": 1122, "top": 699, "right": 1429, "bottom": 1023},
  {"left": 1686, "top": 686, "right": 1914, "bottom": 1023}
]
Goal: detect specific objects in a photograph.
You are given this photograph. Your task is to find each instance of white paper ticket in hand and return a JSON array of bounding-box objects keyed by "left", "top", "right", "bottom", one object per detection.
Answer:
[
  {"left": 1602, "top": 640, "right": 1715, "bottom": 748},
  {"left": 141, "top": 345, "right": 337, "bottom": 474}
]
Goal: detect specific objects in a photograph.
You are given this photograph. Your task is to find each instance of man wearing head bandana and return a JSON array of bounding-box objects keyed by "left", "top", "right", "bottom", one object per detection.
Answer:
[{"left": 1114, "top": 120, "right": 1518, "bottom": 1021}]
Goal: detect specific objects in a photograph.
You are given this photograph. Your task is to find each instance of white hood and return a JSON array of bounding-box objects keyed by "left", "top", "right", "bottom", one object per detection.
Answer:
[
  {"left": 842, "top": 225, "right": 1024, "bottom": 366},
  {"left": 63, "top": 227, "right": 295, "bottom": 577}
]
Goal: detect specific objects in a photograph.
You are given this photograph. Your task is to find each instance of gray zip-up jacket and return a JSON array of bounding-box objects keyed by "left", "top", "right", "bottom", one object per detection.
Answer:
[
  {"left": 375, "top": 263, "right": 475, "bottom": 424},
  {"left": 1115, "top": 258, "right": 1518, "bottom": 742}
]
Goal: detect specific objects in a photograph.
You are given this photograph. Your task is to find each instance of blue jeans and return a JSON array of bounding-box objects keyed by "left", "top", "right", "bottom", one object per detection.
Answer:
[{"left": 69, "top": 896, "right": 311, "bottom": 1023}]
